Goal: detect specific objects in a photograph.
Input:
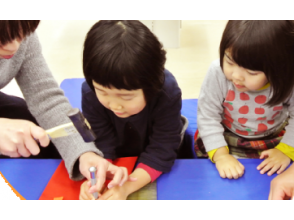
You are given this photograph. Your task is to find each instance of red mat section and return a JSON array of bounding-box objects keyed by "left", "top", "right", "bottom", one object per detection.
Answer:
[{"left": 39, "top": 157, "right": 138, "bottom": 200}]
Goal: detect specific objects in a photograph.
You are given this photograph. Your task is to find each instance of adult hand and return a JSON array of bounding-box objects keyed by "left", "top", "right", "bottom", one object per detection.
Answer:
[
  {"left": 269, "top": 163, "right": 294, "bottom": 200},
  {"left": 257, "top": 148, "right": 291, "bottom": 176},
  {"left": 79, "top": 152, "right": 136, "bottom": 196},
  {"left": 0, "top": 118, "right": 49, "bottom": 157}
]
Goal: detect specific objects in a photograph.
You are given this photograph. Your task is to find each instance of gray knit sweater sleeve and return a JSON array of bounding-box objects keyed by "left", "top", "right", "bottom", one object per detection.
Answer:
[
  {"left": 197, "top": 60, "right": 229, "bottom": 152},
  {"left": 14, "top": 33, "right": 103, "bottom": 180}
]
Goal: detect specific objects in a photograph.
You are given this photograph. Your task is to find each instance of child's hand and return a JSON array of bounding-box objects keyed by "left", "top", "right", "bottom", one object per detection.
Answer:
[
  {"left": 215, "top": 154, "right": 245, "bottom": 179},
  {"left": 79, "top": 180, "right": 96, "bottom": 200},
  {"left": 79, "top": 180, "right": 107, "bottom": 200},
  {"left": 98, "top": 185, "right": 129, "bottom": 200},
  {"left": 257, "top": 148, "right": 291, "bottom": 176}
]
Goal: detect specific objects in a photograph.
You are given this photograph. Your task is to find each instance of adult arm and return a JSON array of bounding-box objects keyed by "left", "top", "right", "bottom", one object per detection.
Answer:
[{"left": 15, "top": 33, "right": 104, "bottom": 180}]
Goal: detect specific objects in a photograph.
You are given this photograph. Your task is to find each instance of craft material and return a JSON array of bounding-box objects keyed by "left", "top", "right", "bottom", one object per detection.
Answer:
[
  {"left": 45, "top": 108, "right": 97, "bottom": 142},
  {"left": 89, "top": 166, "right": 98, "bottom": 199}
]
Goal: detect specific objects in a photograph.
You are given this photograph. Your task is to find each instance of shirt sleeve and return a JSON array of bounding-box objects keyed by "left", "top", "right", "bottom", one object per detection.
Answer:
[
  {"left": 275, "top": 142, "right": 294, "bottom": 161},
  {"left": 137, "top": 76, "right": 183, "bottom": 173},
  {"left": 15, "top": 32, "right": 103, "bottom": 181},
  {"left": 197, "top": 60, "right": 229, "bottom": 152},
  {"left": 136, "top": 163, "right": 162, "bottom": 182},
  {"left": 81, "top": 82, "right": 118, "bottom": 160},
  {"left": 207, "top": 146, "right": 229, "bottom": 163}
]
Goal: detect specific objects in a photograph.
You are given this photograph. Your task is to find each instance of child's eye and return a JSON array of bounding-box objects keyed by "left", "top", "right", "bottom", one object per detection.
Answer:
[
  {"left": 226, "top": 60, "right": 234, "bottom": 65},
  {"left": 121, "top": 97, "right": 133, "bottom": 101},
  {"left": 247, "top": 71, "right": 258, "bottom": 76}
]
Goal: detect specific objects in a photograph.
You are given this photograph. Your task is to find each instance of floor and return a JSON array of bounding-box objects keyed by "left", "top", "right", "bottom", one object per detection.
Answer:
[{"left": 1, "top": 20, "right": 228, "bottom": 100}]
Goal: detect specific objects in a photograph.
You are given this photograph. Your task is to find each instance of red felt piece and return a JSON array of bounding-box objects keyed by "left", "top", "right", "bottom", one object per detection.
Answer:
[{"left": 39, "top": 157, "right": 138, "bottom": 200}]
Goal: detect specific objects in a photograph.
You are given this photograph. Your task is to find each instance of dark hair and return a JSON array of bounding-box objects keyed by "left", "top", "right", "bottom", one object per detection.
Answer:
[
  {"left": 220, "top": 20, "right": 294, "bottom": 106},
  {"left": 0, "top": 20, "right": 40, "bottom": 45},
  {"left": 83, "top": 20, "right": 166, "bottom": 102}
]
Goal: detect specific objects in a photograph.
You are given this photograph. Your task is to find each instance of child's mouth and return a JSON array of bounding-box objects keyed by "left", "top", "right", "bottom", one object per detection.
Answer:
[{"left": 234, "top": 83, "right": 245, "bottom": 89}]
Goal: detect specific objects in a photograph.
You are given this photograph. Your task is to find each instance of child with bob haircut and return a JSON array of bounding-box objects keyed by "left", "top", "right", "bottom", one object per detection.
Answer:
[
  {"left": 79, "top": 20, "right": 187, "bottom": 200},
  {"left": 195, "top": 20, "right": 294, "bottom": 179}
]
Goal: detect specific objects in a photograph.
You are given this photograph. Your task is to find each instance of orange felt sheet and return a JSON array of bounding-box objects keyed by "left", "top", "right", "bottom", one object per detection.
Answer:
[{"left": 39, "top": 157, "right": 138, "bottom": 200}]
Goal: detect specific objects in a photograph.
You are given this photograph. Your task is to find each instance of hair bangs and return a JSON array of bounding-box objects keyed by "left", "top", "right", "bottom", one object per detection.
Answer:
[
  {"left": 88, "top": 40, "right": 142, "bottom": 91},
  {"left": 0, "top": 20, "right": 39, "bottom": 45}
]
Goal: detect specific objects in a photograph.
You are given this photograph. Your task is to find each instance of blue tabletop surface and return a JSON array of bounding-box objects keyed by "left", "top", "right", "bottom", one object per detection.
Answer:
[
  {"left": 1, "top": 158, "right": 276, "bottom": 200},
  {"left": 157, "top": 159, "right": 277, "bottom": 200},
  {"left": 0, "top": 159, "right": 61, "bottom": 200}
]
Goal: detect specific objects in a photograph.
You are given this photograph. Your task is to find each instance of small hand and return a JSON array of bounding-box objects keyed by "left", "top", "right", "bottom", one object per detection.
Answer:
[
  {"left": 79, "top": 152, "right": 137, "bottom": 195},
  {"left": 215, "top": 154, "right": 245, "bottom": 179},
  {"left": 257, "top": 148, "right": 291, "bottom": 176},
  {"left": 79, "top": 180, "right": 95, "bottom": 200},
  {"left": 0, "top": 118, "right": 49, "bottom": 157},
  {"left": 98, "top": 184, "right": 129, "bottom": 200}
]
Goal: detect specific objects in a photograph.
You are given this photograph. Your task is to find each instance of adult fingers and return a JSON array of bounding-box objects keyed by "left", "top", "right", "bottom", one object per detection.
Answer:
[
  {"left": 107, "top": 166, "right": 128, "bottom": 188},
  {"left": 16, "top": 141, "right": 31, "bottom": 157},
  {"left": 23, "top": 132, "right": 40, "bottom": 156},
  {"left": 268, "top": 181, "right": 286, "bottom": 200},
  {"left": 0, "top": 142, "right": 21, "bottom": 157},
  {"left": 92, "top": 165, "right": 107, "bottom": 193},
  {"left": 30, "top": 124, "right": 50, "bottom": 148}
]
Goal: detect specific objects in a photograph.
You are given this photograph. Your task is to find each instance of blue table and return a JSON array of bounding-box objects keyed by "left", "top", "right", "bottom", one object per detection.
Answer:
[
  {"left": 157, "top": 159, "right": 277, "bottom": 200},
  {"left": 1, "top": 158, "right": 276, "bottom": 200},
  {"left": 0, "top": 159, "right": 61, "bottom": 200}
]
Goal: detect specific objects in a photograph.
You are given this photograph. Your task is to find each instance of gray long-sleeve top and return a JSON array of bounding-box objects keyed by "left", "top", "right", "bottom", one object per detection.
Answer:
[
  {"left": 197, "top": 60, "right": 294, "bottom": 152},
  {"left": 0, "top": 32, "right": 103, "bottom": 180}
]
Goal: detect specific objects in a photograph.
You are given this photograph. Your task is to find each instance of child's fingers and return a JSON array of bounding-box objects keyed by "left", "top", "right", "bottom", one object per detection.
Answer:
[
  {"left": 260, "top": 161, "right": 274, "bottom": 174},
  {"left": 259, "top": 150, "right": 268, "bottom": 159},
  {"left": 80, "top": 181, "right": 94, "bottom": 200},
  {"left": 217, "top": 168, "right": 226, "bottom": 179},
  {"left": 257, "top": 158, "right": 270, "bottom": 170},
  {"left": 228, "top": 167, "right": 239, "bottom": 179},
  {"left": 267, "top": 164, "right": 281, "bottom": 176},
  {"left": 276, "top": 163, "right": 288, "bottom": 175},
  {"left": 98, "top": 189, "right": 113, "bottom": 200},
  {"left": 236, "top": 165, "right": 245, "bottom": 178},
  {"left": 224, "top": 169, "right": 233, "bottom": 179}
]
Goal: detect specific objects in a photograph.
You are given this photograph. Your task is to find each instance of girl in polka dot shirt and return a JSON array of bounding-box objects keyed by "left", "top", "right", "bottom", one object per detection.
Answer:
[{"left": 196, "top": 21, "right": 294, "bottom": 179}]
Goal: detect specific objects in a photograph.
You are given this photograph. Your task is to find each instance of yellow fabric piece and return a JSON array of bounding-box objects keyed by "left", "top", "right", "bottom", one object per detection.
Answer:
[
  {"left": 275, "top": 142, "right": 294, "bottom": 161},
  {"left": 208, "top": 146, "right": 229, "bottom": 163},
  {"left": 257, "top": 83, "right": 270, "bottom": 91}
]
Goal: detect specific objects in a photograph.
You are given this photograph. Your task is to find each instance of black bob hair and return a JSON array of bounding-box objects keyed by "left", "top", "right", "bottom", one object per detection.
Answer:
[
  {"left": 83, "top": 20, "right": 166, "bottom": 102},
  {"left": 220, "top": 20, "right": 294, "bottom": 106}
]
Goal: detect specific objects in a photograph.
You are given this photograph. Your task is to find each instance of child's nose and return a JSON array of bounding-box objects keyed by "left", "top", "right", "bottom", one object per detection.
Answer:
[
  {"left": 1, "top": 40, "right": 20, "bottom": 53},
  {"left": 109, "top": 101, "right": 122, "bottom": 110},
  {"left": 232, "top": 68, "right": 245, "bottom": 81}
]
